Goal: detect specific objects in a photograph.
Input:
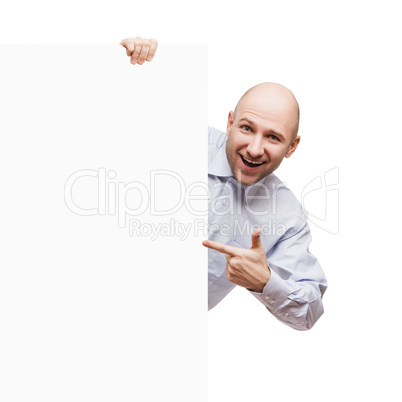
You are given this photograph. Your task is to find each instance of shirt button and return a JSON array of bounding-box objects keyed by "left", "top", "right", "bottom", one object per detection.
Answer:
[
  {"left": 269, "top": 300, "right": 275, "bottom": 305},
  {"left": 285, "top": 313, "right": 289, "bottom": 316},
  {"left": 222, "top": 199, "right": 226, "bottom": 205},
  {"left": 264, "top": 296, "right": 270, "bottom": 301}
]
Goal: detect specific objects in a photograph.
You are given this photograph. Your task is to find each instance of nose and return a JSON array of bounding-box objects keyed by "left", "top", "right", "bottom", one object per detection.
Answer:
[{"left": 247, "top": 135, "right": 264, "bottom": 158}]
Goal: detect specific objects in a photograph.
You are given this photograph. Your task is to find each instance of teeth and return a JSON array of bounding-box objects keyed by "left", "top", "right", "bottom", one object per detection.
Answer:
[{"left": 243, "top": 156, "right": 264, "bottom": 165}]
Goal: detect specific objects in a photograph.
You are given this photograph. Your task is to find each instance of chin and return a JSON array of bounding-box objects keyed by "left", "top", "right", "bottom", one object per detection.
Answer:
[
  {"left": 244, "top": 179, "right": 260, "bottom": 186},
  {"left": 235, "top": 174, "right": 260, "bottom": 187}
]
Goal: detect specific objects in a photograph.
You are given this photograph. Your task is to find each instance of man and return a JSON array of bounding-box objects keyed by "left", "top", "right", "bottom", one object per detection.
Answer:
[{"left": 120, "top": 37, "right": 328, "bottom": 330}]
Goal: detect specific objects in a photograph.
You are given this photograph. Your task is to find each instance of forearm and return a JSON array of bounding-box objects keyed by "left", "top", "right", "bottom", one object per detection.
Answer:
[{"left": 248, "top": 268, "right": 325, "bottom": 331}]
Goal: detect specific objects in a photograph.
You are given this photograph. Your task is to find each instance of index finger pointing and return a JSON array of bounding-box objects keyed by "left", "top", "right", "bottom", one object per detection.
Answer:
[{"left": 202, "top": 240, "right": 241, "bottom": 256}]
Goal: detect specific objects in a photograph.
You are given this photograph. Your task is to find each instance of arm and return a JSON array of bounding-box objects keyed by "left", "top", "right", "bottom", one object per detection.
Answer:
[
  {"left": 203, "top": 224, "right": 327, "bottom": 331},
  {"left": 248, "top": 222, "right": 327, "bottom": 331}
]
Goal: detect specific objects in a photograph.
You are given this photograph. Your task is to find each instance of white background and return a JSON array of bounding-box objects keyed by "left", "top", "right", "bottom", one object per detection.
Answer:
[{"left": 1, "top": 1, "right": 402, "bottom": 401}]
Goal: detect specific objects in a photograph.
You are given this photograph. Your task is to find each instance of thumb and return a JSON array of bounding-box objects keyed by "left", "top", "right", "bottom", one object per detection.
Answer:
[{"left": 251, "top": 229, "right": 262, "bottom": 249}]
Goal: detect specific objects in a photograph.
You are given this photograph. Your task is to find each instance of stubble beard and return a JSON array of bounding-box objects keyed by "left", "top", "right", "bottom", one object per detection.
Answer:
[{"left": 226, "top": 147, "right": 269, "bottom": 187}]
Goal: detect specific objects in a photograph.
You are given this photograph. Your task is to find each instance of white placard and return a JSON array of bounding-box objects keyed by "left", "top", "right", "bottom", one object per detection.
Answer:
[{"left": 0, "top": 45, "right": 207, "bottom": 401}]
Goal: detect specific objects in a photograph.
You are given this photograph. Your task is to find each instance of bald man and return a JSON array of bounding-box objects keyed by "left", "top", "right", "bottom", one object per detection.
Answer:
[
  {"left": 121, "top": 38, "right": 327, "bottom": 330},
  {"left": 225, "top": 82, "right": 300, "bottom": 187}
]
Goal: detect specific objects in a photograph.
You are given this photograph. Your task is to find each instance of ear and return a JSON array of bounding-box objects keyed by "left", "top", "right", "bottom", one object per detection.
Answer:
[
  {"left": 285, "top": 136, "right": 300, "bottom": 158},
  {"left": 226, "top": 111, "right": 234, "bottom": 137}
]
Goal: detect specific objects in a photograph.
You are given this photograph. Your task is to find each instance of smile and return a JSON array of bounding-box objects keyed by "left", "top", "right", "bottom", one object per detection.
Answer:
[{"left": 240, "top": 155, "right": 265, "bottom": 168}]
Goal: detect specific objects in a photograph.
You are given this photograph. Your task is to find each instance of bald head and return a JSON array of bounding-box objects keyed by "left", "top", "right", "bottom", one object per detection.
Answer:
[{"left": 233, "top": 82, "right": 300, "bottom": 140}]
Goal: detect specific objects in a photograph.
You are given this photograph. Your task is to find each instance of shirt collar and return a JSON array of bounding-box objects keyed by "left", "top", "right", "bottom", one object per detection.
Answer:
[{"left": 208, "top": 141, "right": 269, "bottom": 205}]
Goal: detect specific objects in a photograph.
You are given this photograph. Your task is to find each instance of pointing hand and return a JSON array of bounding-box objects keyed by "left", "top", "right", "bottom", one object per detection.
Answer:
[{"left": 203, "top": 229, "right": 271, "bottom": 293}]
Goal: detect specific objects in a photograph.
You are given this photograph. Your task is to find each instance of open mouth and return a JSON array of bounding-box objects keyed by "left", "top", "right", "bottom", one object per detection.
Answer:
[{"left": 240, "top": 155, "right": 265, "bottom": 168}]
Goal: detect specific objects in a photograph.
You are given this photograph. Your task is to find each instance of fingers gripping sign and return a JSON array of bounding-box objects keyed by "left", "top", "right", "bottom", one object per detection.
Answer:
[
  {"left": 203, "top": 229, "right": 271, "bottom": 293},
  {"left": 120, "top": 36, "right": 158, "bottom": 65}
]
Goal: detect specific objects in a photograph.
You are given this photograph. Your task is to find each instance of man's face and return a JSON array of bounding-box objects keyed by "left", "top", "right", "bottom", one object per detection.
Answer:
[{"left": 225, "top": 85, "right": 300, "bottom": 186}]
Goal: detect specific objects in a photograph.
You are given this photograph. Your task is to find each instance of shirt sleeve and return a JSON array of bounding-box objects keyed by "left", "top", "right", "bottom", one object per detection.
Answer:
[{"left": 248, "top": 221, "right": 328, "bottom": 331}]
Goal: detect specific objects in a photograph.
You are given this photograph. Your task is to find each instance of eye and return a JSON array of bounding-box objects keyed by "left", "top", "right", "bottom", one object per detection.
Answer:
[
  {"left": 267, "top": 134, "right": 280, "bottom": 141},
  {"left": 241, "top": 125, "right": 252, "bottom": 132}
]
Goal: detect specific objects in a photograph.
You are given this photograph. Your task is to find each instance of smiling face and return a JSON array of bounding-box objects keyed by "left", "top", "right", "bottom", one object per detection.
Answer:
[{"left": 225, "top": 82, "right": 301, "bottom": 186}]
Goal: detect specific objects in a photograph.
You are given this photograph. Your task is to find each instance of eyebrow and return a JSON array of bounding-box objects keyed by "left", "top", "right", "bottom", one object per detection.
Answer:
[{"left": 238, "top": 118, "right": 285, "bottom": 140}]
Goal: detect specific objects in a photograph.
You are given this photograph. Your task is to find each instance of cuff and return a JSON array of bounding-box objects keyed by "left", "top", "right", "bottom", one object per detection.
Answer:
[{"left": 248, "top": 268, "right": 289, "bottom": 310}]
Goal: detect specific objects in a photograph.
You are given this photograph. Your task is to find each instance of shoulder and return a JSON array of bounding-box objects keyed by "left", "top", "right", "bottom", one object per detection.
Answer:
[
  {"left": 208, "top": 126, "right": 226, "bottom": 147},
  {"left": 208, "top": 126, "right": 227, "bottom": 165},
  {"left": 264, "top": 173, "right": 307, "bottom": 226}
]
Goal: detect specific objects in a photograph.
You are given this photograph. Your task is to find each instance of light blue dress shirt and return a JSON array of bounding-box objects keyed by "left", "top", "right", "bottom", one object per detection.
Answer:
[{"left": 208, "top": 127, "right": 328, "bottom": 330}]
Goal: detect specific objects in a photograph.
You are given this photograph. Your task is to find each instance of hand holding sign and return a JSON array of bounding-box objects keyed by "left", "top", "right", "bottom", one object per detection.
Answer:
[
  {"left": 120, "top": 36, "right": 158, "bottom": 65},
  {"left": 203, "top": 229, "right": 271, "bottom": 293}
]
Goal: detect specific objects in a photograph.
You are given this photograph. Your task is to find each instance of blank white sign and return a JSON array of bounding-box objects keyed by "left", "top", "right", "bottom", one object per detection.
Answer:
[{"left": 0, "top": 45, "right": 207, "bottom": 401}]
